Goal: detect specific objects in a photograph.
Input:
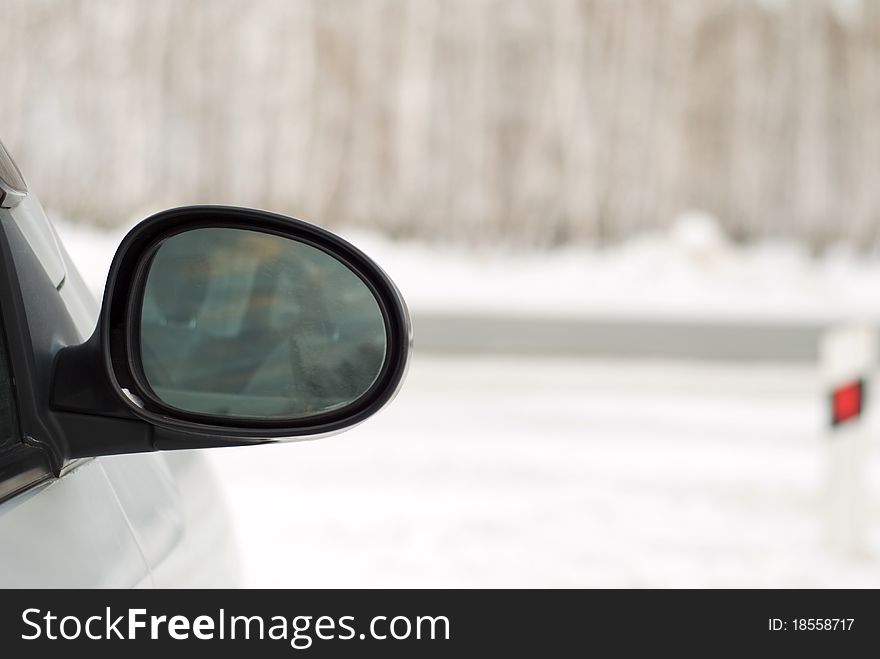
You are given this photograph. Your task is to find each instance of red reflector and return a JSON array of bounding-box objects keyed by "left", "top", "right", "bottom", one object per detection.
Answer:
[{"left": 831, "top": 380, "right": 864, "bottom": 427}]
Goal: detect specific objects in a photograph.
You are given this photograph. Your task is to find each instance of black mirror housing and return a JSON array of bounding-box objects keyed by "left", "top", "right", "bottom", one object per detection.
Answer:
[{"left": 51, "top": 206, "right": 411, "bottom": 462}]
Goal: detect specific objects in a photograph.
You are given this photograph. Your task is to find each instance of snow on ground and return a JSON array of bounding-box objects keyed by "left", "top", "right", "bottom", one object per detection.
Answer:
[
  {"left": 343, "top": 213, "right": 880, "bottom": 324},
  {"left": 52, "top": 211, "right": 880, "bottom": 325},
  {"left": 208, "top": 354, "right": 880, "bottom": 588}
]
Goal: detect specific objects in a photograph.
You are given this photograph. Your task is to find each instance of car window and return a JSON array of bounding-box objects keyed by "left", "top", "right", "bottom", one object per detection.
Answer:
[{"left": 0, "top": 323, "right": 18, "bottom": 450}]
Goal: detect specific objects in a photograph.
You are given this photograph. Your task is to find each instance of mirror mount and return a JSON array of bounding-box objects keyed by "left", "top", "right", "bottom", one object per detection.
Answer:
[{"left": 50, "top": 206, "right": 411, "bottom": 462}]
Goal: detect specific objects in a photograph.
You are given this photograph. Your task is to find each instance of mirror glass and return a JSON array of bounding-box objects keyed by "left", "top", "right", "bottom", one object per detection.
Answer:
[{"left": 139, "top": 227, "right": 387, "bottom": 419}]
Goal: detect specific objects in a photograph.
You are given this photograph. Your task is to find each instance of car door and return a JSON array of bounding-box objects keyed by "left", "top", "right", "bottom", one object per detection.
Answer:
[{"left": 0, "top": 460, "right": 154, "bottom": 588}]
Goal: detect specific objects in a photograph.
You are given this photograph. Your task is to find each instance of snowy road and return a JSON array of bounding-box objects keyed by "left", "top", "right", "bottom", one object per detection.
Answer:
[{"left": 209, "top": 354, "right": 880, "bottom": 588}]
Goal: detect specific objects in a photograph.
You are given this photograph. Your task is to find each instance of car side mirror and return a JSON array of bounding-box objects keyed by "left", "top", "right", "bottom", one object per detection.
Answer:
[{"left": 51, "top": 206, "right": 410, "bottom": 461}]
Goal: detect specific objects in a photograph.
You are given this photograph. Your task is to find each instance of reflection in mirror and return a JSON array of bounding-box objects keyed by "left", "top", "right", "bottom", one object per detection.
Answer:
[{"left": 139, "top": 228, "right": 387, "bottom": 419}]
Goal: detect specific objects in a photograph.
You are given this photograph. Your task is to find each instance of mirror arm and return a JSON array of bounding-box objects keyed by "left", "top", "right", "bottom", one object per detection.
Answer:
[
  {"left": 50, "top": 330, "right": 155, "bottom": 460},
  {"left": 54, "top": 411, "right": 155, "bottom": 460},
  {"left": 51, "top": 330, "right": 133, "bottom": 419}
]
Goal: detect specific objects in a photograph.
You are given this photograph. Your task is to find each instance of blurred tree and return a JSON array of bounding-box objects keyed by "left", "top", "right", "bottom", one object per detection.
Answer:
[{"left": 0, "top": 0, "right": 877, "bottom": 250}]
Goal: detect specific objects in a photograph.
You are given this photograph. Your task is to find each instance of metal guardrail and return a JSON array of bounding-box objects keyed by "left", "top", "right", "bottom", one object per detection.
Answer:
[{"left": 412, "top": 313, "right": 834, "bottom": 362}]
